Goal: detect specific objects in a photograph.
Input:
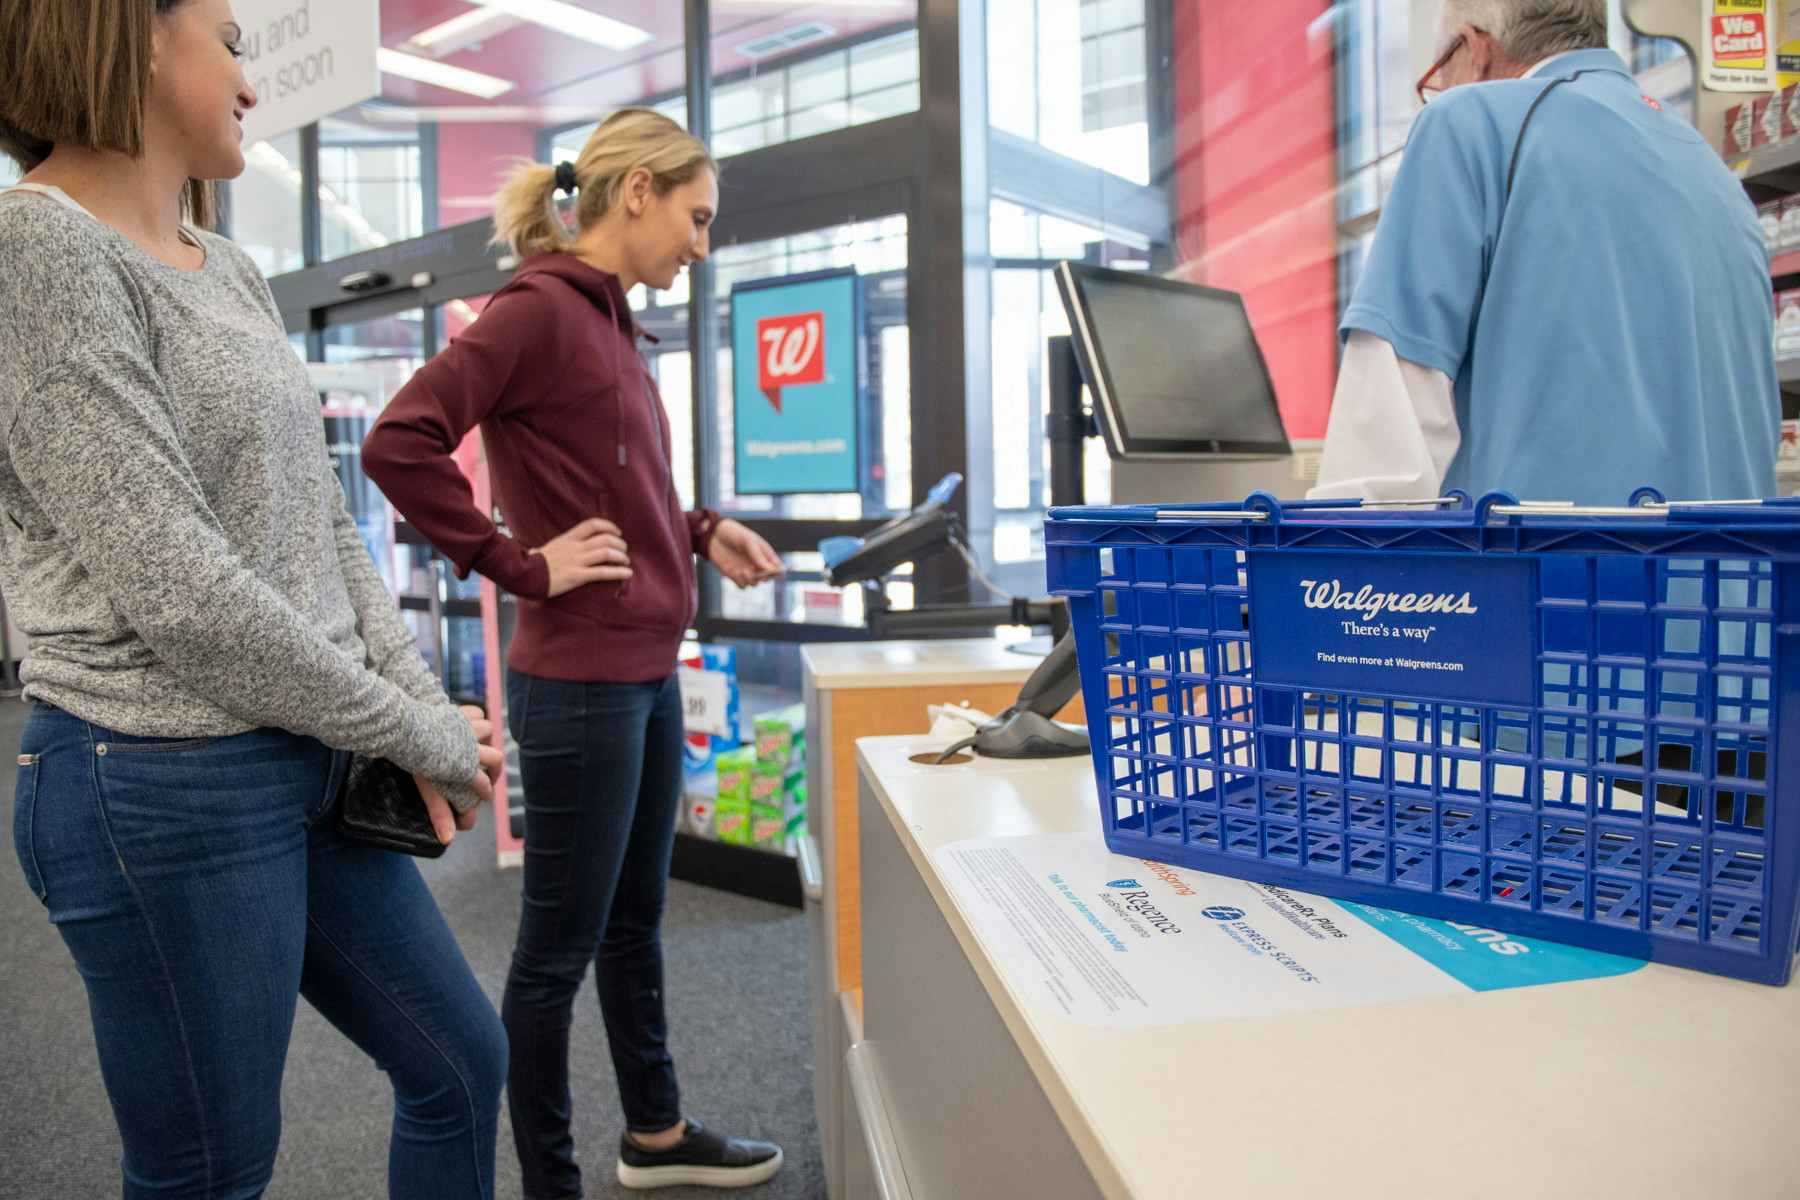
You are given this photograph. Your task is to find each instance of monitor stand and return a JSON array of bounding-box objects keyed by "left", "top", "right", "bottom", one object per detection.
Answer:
[{"left": 1109, "top": 456, "right": 1304, "bottom": 505}]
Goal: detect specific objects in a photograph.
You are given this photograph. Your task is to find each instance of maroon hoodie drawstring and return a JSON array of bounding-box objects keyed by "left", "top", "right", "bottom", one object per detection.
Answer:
[
  {"left": 592, "top": 279, "right": 633, "bottom": 595},
  {"left": 594, "top": 284, "right": 629, "bottom": 469}
]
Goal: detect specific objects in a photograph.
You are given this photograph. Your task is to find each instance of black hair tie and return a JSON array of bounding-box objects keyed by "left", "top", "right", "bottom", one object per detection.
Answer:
[{"left": 554, "top": 161, "right": 579, "bottom": 194}]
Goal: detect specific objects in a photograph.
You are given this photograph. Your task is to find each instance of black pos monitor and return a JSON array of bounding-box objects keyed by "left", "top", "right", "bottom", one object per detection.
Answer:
[{"left": 1047, "top": 262, "right": 1290, "bottom": 506}]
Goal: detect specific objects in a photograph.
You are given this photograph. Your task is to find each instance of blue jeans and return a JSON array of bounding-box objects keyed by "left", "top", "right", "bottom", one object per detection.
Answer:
[
  {"left": 11, "top": 705, "right": 508, "bottom": 1200},
  {"left": 502, "top": 671, "right": 685, "bottom": 1200}
]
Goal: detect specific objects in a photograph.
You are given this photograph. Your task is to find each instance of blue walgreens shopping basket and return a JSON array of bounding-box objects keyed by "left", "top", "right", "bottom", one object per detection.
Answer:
[{"left": 1046, "top": 491, "right": 1800, "bottom": 985}]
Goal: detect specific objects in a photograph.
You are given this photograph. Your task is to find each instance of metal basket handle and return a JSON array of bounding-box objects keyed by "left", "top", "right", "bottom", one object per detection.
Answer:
[
  {"left": 1148, "top": 493, "right": 1789, "bottom": 524},
  {"left": 1153, "top": 493, "right": 1468, "bottom": 523}
]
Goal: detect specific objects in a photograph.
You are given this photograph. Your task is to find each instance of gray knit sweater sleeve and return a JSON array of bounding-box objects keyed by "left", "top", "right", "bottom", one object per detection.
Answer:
[{"left": 0, "top": 196, "right": 479, "bottom": 802}]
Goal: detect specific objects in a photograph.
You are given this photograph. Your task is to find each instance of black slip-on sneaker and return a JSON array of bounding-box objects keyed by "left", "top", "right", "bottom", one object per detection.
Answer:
[{"left": 615, "top": 1117, "right": 784, "bottom": 1191}]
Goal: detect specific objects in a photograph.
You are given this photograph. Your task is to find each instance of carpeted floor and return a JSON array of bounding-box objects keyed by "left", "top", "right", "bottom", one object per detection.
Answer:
[{"left": 0, "top": 697, "right": 823, "bottom": 1199}]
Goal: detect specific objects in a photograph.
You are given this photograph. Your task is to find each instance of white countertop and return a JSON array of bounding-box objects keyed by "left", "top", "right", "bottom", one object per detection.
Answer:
[
  {"left": 803, "top": 637, "right": 1045, "bottom": 690},
  {"left": 856, "top": 735, "right": 1800, "bottom": 1200}
]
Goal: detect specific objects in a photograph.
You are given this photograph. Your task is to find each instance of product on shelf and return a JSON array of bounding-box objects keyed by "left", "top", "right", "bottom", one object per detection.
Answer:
[
  {"left": 716, "top": 746, "right": 755, "bottom": 802},
  {"left": 1728, "top": 100, "right": 1756, "bottom": 155},
  {"left": 750, "top": 758, "right": 785, "bottom": 804},
  {"left": 1761, "top": 199, "right": 1784, "bottom": 250},
  {"left": 1775, "top": 288, "right": 1800, "bottom": 358},
  {"left": 686, "top": 774, "right": 717, "bottom": 839},
  {"left": 1782, "top": 195, "right": 1800, "bottom": 248},
  {"left": 682, "top": 697, "right": 809, "bottom": 853},
  {"left": 753, "top": 703, "right": 805, "bottom": 768},
  {"left": 714, "top": 747, "right": 756, "bottom": 846},
  {"left": 716, "top": 797, "right": 752, "bottom": 846},
  {"left": 751, "top": 802, "right": 786, "bottom": 851},
  {"left": 1777, "top": 421, "right": 1800, "bottom": 496},
  {"left": 1757, "top": 92, "right": 1780, "bottom": 147},
  {"left": 784, "top": 780, "right": 809, "bottom": 846},
  {"left": 1782, "top": 82, "right": 1800, "bottom": 137}
]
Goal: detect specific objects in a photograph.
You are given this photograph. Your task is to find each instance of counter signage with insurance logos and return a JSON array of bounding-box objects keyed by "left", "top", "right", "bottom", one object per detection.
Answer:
[
  {"left": 935, "top": 832, "right": 1643, "bottom": 1029},
  {"left": 729, "top": 268, "right": 861, "bottom": 496},
  {"left": 1246, "top": 551, "right": 1536, "bottom": 706}
]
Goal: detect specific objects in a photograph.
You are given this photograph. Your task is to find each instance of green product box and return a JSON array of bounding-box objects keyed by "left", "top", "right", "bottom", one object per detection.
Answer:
[
  {"left": 751, "top": 803, "right": 786, "bottom": 851},
  {"left": 750, "top": 760, "right": 785, "bottom": 805},
  {"left": 753, "top": 703, "right": 807, "bottom": 767},
  {"left": 715, "top": 748, "right": 756, "bottom": 806},
  {"left": 782, "top": 780, "right": 807, "bottom": 844},
  {"left": 715, "top": 795, "right": 753, "bottom": 846}
]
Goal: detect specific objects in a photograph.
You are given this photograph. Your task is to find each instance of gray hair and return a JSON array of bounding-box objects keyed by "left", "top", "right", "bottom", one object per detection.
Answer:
[{"left": 1445, "top": 0, "right": 1608, "bottom": 64}]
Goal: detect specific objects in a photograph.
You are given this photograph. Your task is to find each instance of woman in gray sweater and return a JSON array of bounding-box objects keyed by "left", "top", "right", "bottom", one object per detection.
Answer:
[{"left": 0, "top": 2, "right": 508, "bottom": 1196}]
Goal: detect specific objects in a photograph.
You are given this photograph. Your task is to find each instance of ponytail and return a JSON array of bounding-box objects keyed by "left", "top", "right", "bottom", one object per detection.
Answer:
[
  {"left": 489, "top": 108, "right": 714, "bottom": 260},
  {"left": 490, "top": 161, "right": 569, "bottom": 259}
]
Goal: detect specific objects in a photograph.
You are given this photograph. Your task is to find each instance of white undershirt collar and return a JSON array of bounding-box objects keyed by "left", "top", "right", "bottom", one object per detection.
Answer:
[
  {"left": 2, "top": 182, "right": 202, "bottom": 249},
  {"left": 1521, "top": 50, "right": 1586, "bottom": 79}
]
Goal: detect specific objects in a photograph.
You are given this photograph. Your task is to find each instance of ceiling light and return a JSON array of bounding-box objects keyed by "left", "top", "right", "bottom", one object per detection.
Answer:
[
  {"left": 377, "top": 48, "right": 516, "bottom": 98},
  {"left": 714, "top": 0, "right": 907, "bottom": 8},
  {"left": 357, "top": 103, "right": 607, "bottom": 124},
  {"left": 407, "top": 8, "right": 520, "bottom": 55},
  {"left": 467, "top": 0, "right": 652, "bottom": 50}
]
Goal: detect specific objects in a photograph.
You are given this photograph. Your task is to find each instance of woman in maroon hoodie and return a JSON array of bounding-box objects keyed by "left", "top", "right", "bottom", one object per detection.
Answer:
[{"left": 362, "top": 109, "right": 785, "bottom": 1196}]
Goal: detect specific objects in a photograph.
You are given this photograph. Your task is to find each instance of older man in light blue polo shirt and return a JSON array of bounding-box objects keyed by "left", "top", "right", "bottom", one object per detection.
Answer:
[{"left": 1312, "top": 0, "right": 1778, "bottom": 505}]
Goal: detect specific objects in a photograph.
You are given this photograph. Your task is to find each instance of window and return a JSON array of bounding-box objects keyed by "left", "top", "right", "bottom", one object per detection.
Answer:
[
  {"left": 987, "top": 199, "right": 1136, "bottom": 527},
  {"left": 319, "top": 118, "right": 425, "bottom": 258},
  {"left": 233, "top": 131, "right": 305, "bottom": 274},
  {"left": 709, "top": 4, "right": 919, "bottom": 159},
  {"left": 989, "top": 0, "right": 1150, "bottom": 184},
  {"left": 976, "top": 1, "right": 1166, "bottom": 575},
  {"left": 1082, "top": 0, "right": 1148, "bottom": 136},
  {"left": 318, "top": 307, "right": 428, "bottom": 597}
]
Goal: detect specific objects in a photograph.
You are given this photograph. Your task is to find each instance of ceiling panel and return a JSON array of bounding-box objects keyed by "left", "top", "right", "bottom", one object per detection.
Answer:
[{"left": 361, "top": 1, "right": 915, "bottom": 112}]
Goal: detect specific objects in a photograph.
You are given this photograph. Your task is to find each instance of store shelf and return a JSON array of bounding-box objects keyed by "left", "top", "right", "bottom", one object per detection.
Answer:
[
  {"left": 1732, "top": 139, "right": 1800, "bottom": 200},
  {"left": 396, "top": 594, "right": 481, "bottom": 617},
  {"left": 1774, "top": 250, "right": 1800, "bottom": 280},
  {"left": 1779, "top": 358, "right": 1800, "bottom": 385}
]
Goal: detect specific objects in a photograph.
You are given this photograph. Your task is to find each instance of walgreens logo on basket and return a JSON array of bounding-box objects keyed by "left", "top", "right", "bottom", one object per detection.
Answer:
[{"left": 1299, "top": 578, "right": 1480, "bottom": 622}]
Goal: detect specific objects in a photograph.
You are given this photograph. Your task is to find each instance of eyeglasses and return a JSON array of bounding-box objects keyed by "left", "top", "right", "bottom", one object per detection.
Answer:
[{"left": 1415, "top": 29, "right": 1481, "bottom": 104}]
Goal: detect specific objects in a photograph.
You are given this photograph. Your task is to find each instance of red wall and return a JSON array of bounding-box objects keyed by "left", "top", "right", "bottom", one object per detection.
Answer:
[
  {"left": 1170, "top": 0, "right": 1339, "bottom": 439},
  {"left": 436, "top": 122, "right": 539, "bottom": 233}
]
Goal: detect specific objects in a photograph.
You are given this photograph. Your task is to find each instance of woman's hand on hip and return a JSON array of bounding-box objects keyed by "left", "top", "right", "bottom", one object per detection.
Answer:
[
  {"left": 416, "top": 705, "right": 505, "bottom": 845},
  {"left": 530, "top": 518, "right": 631, "bottom": 598}
]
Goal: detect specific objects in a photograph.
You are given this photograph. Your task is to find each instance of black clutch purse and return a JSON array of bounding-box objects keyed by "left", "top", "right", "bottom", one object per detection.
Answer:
[{"left": 336, "top": 755, "right": 448, "bottom": 859}]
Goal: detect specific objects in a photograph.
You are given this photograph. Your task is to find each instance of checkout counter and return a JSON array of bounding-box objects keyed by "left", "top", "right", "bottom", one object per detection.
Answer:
[
  {"left": 801, "top": 638, "right": 1084, "bottom": 1197},
  {"left": 802, "top": 265, "right": 1795, "bottom": 1197},
  {"left": 838, "top": 735, "right": 1800, "bottom": 1200}
]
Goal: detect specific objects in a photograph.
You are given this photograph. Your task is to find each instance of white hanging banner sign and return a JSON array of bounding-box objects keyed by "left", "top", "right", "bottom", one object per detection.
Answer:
[
  {"left": 1705, "top": 0, "right": 1780, "bottom": 92},
  {"left": 236, "top": 0, "right": 382, "bottom": 144}
]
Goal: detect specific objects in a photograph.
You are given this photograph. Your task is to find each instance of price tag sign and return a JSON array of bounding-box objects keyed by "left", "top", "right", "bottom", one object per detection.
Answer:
[{"left": 678, "top": 667, "right": 731, "bottom": 739}]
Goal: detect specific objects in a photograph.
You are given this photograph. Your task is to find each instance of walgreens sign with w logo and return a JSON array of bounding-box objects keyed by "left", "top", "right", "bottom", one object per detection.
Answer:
[
  {"left": 731, "top": 269, "right": 857, "bottom": 495},
  {"left": 756, "top": 311, "right": 825, "bottom": 412}
]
